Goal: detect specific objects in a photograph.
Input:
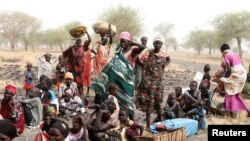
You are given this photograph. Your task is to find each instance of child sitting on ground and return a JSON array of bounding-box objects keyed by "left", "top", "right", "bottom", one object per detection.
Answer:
[
  {"left": 174, "top": 87, "right": 184, "bottom": 108},
  {"left": 162, "top": 93, "right": 180, "bottom": 119},
  {"left": 183, "top": 81, "right": 201, "bottom": 113},
  {"left": 59, "top": 88, "right": 85, "bottom": 120},
  {"left": 185, "top": 100, "right": 206, "bottom": 130},
  {"left": 200, "top": 81, "right": 212, "bottom": 114},
  {"left": 68, "top": 114, "right": 89, "bottom": 141},
  {"left": 20, "top": 87, "right": 43, "bottom": 127},
  {"left": 107, "top": 83, "right": 120, "bottom": 126}
]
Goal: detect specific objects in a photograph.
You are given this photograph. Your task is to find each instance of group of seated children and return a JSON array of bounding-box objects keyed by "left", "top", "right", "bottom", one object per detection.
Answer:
[{"left": 162, "top": 79, "right": 212, "bottom": 130}]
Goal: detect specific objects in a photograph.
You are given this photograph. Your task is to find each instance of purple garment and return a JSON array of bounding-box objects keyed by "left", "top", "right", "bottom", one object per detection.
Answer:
[
  {"left": 224, "top": 52, "right": 241, "bottom": 67},
  {"left": 224, "top": 93, "right": 248, "bottom": 112}
]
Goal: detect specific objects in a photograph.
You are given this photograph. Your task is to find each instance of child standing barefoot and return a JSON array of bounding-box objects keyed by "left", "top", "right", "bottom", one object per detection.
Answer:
[{"left": 23, "top": 63, "right": 33, "bottom": 94}]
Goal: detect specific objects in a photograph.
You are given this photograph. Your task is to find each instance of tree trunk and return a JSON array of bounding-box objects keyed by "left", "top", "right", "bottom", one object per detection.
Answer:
[
  {"left": 236, "top": 37, "right": 242, "bottom": 59},
  {"left": 213, "top": 48, "right": 216, "bottom": 53},
  {"left": 24, "top": 41, "right": 28, "bottom": 51},
  {"left": 59, "top": 44, "right": 64, "bottom": 53},
  {"left": 197, "top": 45, "right": 201, "bottom": 55},
  {"left": 10, "top": 41, "right": 15, "bottom": 51},
  {"left": 209, "top": 47, "right": 212, "bottom": 55},
  {"left": 173, "top": 45, "right": 177, "bottom": 52}
]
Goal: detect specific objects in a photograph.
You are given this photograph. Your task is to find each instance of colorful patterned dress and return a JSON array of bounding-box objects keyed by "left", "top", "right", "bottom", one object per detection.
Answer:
[{"left": 138, "top": 50, "right": 169, "bottom": 113}]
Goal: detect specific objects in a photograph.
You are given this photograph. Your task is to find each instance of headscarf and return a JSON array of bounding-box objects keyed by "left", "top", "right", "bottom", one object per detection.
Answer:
[
  {"left": 119, "top": 31, "right": 132, "bottom": 41},
  {"left": 64, "top": 88, "right": 73, "bottom": 96},
  {"left": 64, "top": 72, "right": 74, "bottom": 79},
  {"left": 5, "top": 85, "right": 16, "bottom": 95},
  {"left": 43, "top": 104, "right": 57, "bottom": 114},
  {"left": 153, "top": 36, "right": 164, "bottom": 43}
]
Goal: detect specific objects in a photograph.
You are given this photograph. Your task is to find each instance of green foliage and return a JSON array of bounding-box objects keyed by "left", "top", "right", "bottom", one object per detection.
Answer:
[
  {"left": 212, "top": 11, "right": 250, "bottom": 58},
  {"left": 42, "top": 21, "right": 82, "bottom": 52},
  {"left": 184, "top": 29, "right": 206, "bottom": 55},
  {"left": 154, "top": 22, "right": 177, "bottom": 50},
  {"left": 99, "top": 4, "right": 143, "bottom": 42},
  {"left": 0, "top": 12, "right": 41, "bottom": 51}
]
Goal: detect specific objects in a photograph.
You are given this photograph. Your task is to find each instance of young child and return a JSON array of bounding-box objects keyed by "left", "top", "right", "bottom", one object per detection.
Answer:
[
  {"left": 23, "top": 63, "right": 33, "bottom": 94},
  {"left": 202, "top": 64, "right": 211, "bottom": 81},
  {"left": 120, "top": 110, "right": 143, "bottom": 141},
  {"left": 200, "top": 82, "right": 212, "bottom": 114},
  {"left": 162, "top": 93, "right": 180, "bottom": 119},
  {"left": 40, "top": 77, "right": 59, "bottom": 115},
  {"left": 186, "top": 100, "right": 206, "bottom": 130},
  {"left": 20, "top": 87, "right": 43, "bottom": 127},
  {"left": 86, "top": 100, "right": 117, "bottom": 141},
  {"left": 55, "top": 55, "right": 67, "bottom": 89},
  {"left": 174, "top": 87, "right": 184, "bottom": 108},
  {"left": 59, "top": 88, "right": 85, "bottom": 120},
  {"left": 183, "top": 81, "right": 201, "bottom": 112},
  {"left": 107, "top": 83, "right": 120, "bottom": 126},
  {"left": 68, "top": 114, "right": 89, "bottom": 141}
]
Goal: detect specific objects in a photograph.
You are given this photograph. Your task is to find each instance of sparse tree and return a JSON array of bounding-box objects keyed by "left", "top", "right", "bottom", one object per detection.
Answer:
[
  {"left": 0, "top": 12, "right": 23, "bottom": 50},
  {"left": 154, "top": 22, "right": 177, "bottom": 50},
  {"left": 99, "top": 4, "right": 143, "bottom": 42},
  {"left": 19, "top": 15, "right": 41, "bottom": 51},
  {"left": 185, "top": 29, "right": 206, "bottom": 55},
  {"left": 213, "top": 11, "right": 250, "bottom": 58}
]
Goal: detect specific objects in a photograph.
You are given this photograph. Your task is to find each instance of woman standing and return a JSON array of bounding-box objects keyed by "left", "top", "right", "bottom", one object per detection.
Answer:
[
  {"left": 63, "top": 38, "right": 84, "bottom": 96},
  {"left": 93, "top": 26, "right": 113, "bottom": 77},
  {"left": 92, "top": 31, "right": 145, "bottom": 120},
  {"left": 138, "top": 36, "right": 170, "bottom": 129},
  {"left": 219, "top": 43, "right": 250, "bottom": 118}
]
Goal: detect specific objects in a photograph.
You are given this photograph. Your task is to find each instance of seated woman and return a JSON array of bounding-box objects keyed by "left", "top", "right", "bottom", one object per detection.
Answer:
[
  {"left": 86, "top": 100, "right": 117, "bottom": 141},
  {"left": 68, "top": 114, "right": 89, "bottom": 141},
  {"left": 162, "top": 93, "right": 180, "bottom": 120},
  {"left": 20, "top": 87, "right": 43, "bottom": 127},
  {"left": 0, "top": 119, "right": 18, "bottom": 141},
  {"left": 48, "top": 120, "right": 70, "bottom": 141},
  {"left": 59, "top": 88, "right": 85, "bottom": 120},
  {"left": 150, "top": 118, "right": 198, "bottom": 137},
  {"left": 0, "top": 85, "right": 25, "bottom": 134}
]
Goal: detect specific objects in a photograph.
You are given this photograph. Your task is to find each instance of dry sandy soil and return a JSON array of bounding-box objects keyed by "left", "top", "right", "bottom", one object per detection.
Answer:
[{"left": 0, "top": 50, "right": 250, "bottom": 141}]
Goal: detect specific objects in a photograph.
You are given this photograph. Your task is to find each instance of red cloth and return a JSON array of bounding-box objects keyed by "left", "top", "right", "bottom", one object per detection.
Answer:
[
  {"left": 0, "top": 98, "right": 25, "bottom": 134},
  {"left": 5, "top": 85, "right": 16, "bottom": 95}
]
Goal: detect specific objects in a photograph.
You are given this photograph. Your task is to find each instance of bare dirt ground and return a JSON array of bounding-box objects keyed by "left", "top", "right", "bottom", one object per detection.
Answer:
[{"left": 1, "top": 50, "right": 250, "bottom": 141}]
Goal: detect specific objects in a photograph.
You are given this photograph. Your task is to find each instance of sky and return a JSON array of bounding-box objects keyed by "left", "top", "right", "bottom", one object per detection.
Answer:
[{"left": 1, "top": 0, "right": 250, "bottom": 43}]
